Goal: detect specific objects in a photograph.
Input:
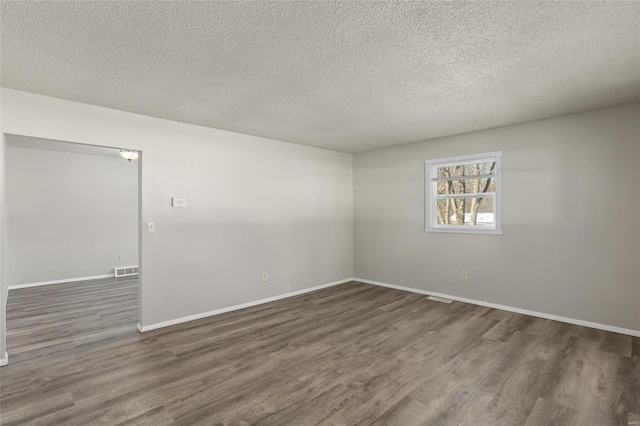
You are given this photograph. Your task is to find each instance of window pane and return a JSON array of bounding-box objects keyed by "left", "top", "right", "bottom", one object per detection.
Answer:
[
  {"left": 436, "top": 197, "right": 494, "bottom": 226},
  {"left": 437, "top": 177, "right": 495, "bottom": 195},
  {"left": 437, "top": 161, "right": 496, "bottom": 179}
]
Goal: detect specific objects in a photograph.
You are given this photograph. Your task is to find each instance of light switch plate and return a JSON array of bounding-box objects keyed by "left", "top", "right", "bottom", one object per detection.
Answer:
[
  {"left": 148, "top": 222, "right": 155, "bottom": 232},
  {"left": 171, "top": 198, "right": 186, "bottom": 208}
]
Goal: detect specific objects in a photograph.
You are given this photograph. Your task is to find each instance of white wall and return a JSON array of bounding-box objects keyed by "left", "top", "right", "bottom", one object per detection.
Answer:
[
  {"left": 5, "top": 143, "right": 138, "bottom": 285},
  {"left": 0, "top": 89, "right": 354, "bottom": 343},
  {"left": 354, "top": 103, "right": 640, "bottom": 332},
  {"left": 1, "top": 133, "right": 7, "bottom": 364}
]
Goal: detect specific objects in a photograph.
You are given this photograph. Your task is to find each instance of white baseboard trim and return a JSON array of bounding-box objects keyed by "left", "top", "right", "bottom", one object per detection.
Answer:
[
  {"left": 0, "top": 351, "right": 8, "bottom": 367},
  {"left": 355, "top": 278, "right": 640, "bottom": 338},
  {"left": 137, "top": 278, "right": 354, "bottom": 333},
  {"left": 8, "top": 274, "right": 116, "bottom": 290}
]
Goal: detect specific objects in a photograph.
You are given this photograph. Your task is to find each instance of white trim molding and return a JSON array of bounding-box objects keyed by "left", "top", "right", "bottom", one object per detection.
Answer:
[
  {"left": 8, "top": 274, "right": 115, "bottom": 290},
  {"left": 355, "top": 278, "right": 640, "bottom": 338},
  {"left": 425, "top": 151, "right": 502, "bottom": 235},
  {"left": 0, "top": 351, "right": 8, "bottom": 367},
  {"left": 138, "top": 278, "right": 354, "bottom": 332}
]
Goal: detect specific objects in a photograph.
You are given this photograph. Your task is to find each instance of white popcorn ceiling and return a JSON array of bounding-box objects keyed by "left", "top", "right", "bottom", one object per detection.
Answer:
[{"left": 1, "top": 1, "right": 639, "bottom": 153}]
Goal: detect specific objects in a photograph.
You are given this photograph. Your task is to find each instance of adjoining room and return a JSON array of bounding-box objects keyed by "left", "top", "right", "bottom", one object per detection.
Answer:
[{"left": 3, "top": 135, "right": 140, "bottom": 373}]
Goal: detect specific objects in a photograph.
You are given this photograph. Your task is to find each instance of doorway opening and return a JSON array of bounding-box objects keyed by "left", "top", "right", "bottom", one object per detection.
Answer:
[{"left": 3, "top": 134, "right": 142, "bottom": 364}]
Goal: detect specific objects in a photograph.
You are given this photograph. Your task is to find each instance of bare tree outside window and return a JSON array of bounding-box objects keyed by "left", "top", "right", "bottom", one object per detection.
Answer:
[{"left": 436, "top": 161, "right": 495, "bottom": 225}]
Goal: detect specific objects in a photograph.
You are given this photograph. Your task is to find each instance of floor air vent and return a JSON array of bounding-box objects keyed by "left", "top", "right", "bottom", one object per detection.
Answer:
[
  {"left": 115, "top": 265, "right": 139, "bottom": 278},
  {"left": 427, "top": 296, "right": 452, "bottom": 303}
]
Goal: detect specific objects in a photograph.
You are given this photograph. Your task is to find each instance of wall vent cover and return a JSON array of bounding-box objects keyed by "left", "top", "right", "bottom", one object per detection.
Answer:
[{"left": 115, "top": 265, "right": 139, "bottom": 278}]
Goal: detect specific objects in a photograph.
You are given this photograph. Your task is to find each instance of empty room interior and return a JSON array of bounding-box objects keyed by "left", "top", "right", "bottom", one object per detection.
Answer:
[{"left": 0, "top": 2, "right": 638, "bottom": 425}]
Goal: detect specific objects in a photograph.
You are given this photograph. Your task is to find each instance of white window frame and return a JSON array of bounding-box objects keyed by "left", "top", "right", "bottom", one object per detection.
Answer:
[{"left": 425, "top": 151, "right": 502, "bottom": 235}]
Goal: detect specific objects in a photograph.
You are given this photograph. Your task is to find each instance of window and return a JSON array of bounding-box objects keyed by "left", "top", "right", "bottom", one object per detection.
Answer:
[{"left": 425, "top": 151, "right": 502, "bottom": 234}]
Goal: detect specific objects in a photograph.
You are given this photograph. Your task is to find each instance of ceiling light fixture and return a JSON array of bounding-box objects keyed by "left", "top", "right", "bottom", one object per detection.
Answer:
[{"left": 120, "top": 150, "right": 139, "bottom": 162}]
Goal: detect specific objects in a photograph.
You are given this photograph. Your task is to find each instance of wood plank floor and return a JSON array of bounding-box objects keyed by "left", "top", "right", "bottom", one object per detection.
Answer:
[{"left": 1, "top": 279, "right": 638, "bottom": 425}]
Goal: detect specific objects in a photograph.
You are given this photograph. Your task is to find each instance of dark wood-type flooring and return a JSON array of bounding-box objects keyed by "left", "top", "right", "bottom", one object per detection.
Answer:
[{"left": 1, "top": 278, "right": 638, "bottom": 425}]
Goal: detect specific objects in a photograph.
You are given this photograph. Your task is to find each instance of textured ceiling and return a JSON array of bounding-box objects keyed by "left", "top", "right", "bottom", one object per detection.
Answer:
[{"left": 1, "top": 1, "right": 639, "bottom": 153}]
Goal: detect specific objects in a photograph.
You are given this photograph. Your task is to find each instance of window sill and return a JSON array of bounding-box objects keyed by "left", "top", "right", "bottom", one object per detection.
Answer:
[{"left": 425, "top": 227, "right": 503, "bottom": 235}]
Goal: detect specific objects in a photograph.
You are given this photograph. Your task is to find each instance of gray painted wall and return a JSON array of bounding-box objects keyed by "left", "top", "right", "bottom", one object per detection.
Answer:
[
  {"left": 354, "top": 102, "right": 640, "bottom": 331},
  {"left": 5, "top": 143, "right": 138, "bottom": 285},
  {"left": 0, "top": 88, "right": 354, "bottom": 335}
]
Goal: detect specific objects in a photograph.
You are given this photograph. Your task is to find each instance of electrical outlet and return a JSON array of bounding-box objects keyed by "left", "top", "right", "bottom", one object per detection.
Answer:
[
  {"left": 262, "top": 273, "right": 268, "bottom": 282},
  {"left": 119, "top": 254, "right": 125, "bottom": 261},
  {"left": 461, "top": 271, "right": 467, "bottom": 280}
]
